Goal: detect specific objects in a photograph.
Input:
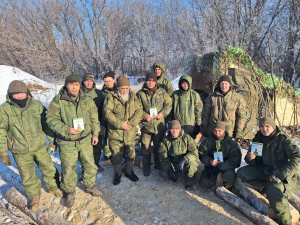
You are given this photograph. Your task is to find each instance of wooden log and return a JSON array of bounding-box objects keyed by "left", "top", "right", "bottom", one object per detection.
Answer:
[
  {"left": 5, "top": 187, "right": 71, "bottom": 225},
  {"left": 216, "top": 186, "right": 277, "bottom": 225},
  {"left": 289, "top": 193, "right": 300, "bottom": 212}
]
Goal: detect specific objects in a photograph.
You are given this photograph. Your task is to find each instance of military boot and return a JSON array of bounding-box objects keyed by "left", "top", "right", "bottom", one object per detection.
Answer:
[
  {"left": 143, "top": 156, "right": 151, "bottom": 177},
  {"left": 185, "top": 175, "right": 196, "bottom": 190},
  {"left": 85, "top": 185, "right": 102, "bottom": 196},
  {"left": 29, "top": 195, "right": 40, "bottom": 210},
  {"left": 97, "top": 164, "right": 104, "bottom": 172},
  {"left": 65, "top": 192, "right": 75, "bottom": 208},
  {"left": 124, "top": 161, "right": 139, "bottom": 182},
  {"left": 113, "top": 164, "right": 122, "bottom": 185},
  {"left": 51, "top": 188, "right": 64, "bottom": 198}
]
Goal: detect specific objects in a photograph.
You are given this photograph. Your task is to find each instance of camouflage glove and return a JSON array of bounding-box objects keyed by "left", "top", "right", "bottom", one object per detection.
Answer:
[
  {"left": 48, "top": 140, "right": 57, "bottom": 153},
  {"left": 269, "top": 175, "right": 282, "bottom": 184},
  {"left": 0, "top": 154, "right": 12, "bottom": 166},
  {"left": 175, "top": 158, "right": 186, "bottom": 173},
  {"left": 168, "top": 169, "right": 178, "bottom": 183},
  {"left": 194, "top": 125, "right": 201, "bottom": 135}
]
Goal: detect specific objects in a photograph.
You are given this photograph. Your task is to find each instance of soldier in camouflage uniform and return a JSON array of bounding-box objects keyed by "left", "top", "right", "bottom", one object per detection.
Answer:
[
  {"left": 99, "top": 71, "right": 117, "bottom": 162},
  {"left": 136, "top": 72, "right": 172, "bottom": 176},
  {"left": 199, "top": 121, "right": 241, "bottom": 189},
  {"left": 237, "top": 117, "right": 300, "bottom": 225},
  {"left": 103, "top": 75, "right": 142, "bottom": 185},
  {"left": 158, "top": 120, "right": 199, "bottom": 189},
  {"left": 47, "top": 74, "right": 102, "bottom": 208},
  {"left": 153, "top": 62, "right": 174, "bottom": 96},
  {"left": 169, "top": 75, "right": 203, "bottom": 138},
  {"left": 82, "top": 73, "right": 104, "bottom": 172},
  {"left": 201, "top": 75, "right": 246, "bottom": 138},
  {"left": 0, "top": 81, "right": 62, "bottom": 210}
]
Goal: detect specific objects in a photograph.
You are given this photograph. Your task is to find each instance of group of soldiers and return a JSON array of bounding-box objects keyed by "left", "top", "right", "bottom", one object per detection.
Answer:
[{"left": 0, "top": 62, "right": 299, "bottom": 225}]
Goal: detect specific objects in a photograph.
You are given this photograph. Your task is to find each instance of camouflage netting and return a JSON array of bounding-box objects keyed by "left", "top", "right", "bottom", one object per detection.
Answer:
[{"left": 181, "top": 46, "right": 300, "bottom": 139}]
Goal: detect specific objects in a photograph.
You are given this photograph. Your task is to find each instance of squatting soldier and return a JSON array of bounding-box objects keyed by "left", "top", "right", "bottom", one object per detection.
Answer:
[
  {"left": 169, "top": 75, "right": 203, "bottom": 138},
  {"left": 82, "top": 73, "right": 104, "bottom": 172},
  {"left": 153, "top": 62, "right": 174, "bottom": 96},
  {"left": 237, "top": 116, "right": 300, "bottom": 225},
  {"left": 158, "top": 120, "right": 199, "bottom": 189},
  {"left": 99, "top": 71, "right": 117, "bottom": 163},
  {"left": 47, "top": 74, "right": 102, "bottom": 208},
  {"left": 103, "top": 75, "right": 142, "bottom": 185},
  {"left": 199, "top": 121, "right": 241, "bottom": 190},
  {"left": 136, "top": 72, "right": 172, "bottom": 176},
  {"left": 201, "top": 75, "right": 246, "bottom": 139},
  {"left": 0, "top": 80, "right": 62, "bottom": 210}
]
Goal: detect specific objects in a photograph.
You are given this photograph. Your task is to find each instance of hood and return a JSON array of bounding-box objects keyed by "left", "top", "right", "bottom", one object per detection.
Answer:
[
  {"left": 178, "top": 75, "right": 192, "bottom": 91},
  {"left": 6, "top": 88, "right": 33, "bottom": 104},
  {"left": 153, "top": 62, "right": 165, "bottom": 77}
]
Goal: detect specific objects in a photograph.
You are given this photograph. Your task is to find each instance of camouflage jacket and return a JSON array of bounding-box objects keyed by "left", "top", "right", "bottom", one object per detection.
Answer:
[
  {"left": 82, "top": 82, "right": 102, "bottom": 120},
  {"left": 0, "top": 90, "right": 56, "bottom": 154},
  {"left": 99, "top": 84, "right": 116, "bottom": 125},
  {"left": 202, "top": 88, "right": 246, "bottom": 138},
  {"left": 199, "top": 133, "right": 241, "bottom": 171},
  {"left": 170, "top": 75, "right": 203, "bottom": 128},
  {"left": 153, "top": 62, "right": 174, "bottom": 96},
  {"left": 158, "top": 131, "right": 198, "bottom": 172},
  {"left": 103, "top": 90, "right": 142, "bottom": 142},
  {"left": 46, "top": 87, "right": 100, "bottom": 143},
  {"left": 136, "top": 84, "right": 172, "bottom": 134},
  {"left": 245, "top": 127, "right": 300, "bottom": 184}
]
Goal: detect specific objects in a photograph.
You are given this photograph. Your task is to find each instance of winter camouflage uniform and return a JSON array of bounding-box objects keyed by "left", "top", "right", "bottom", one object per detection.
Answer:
[
  {"left": 199, "top": 132, "right": 241, "bottom": 188},
  {"left": 46, "top": 87, "right": 100, "bottom": 194},
  {"left": 137, "top": 83, "right": 172, "bottom": 170},
  {"left": 0, "top": 90, "right": 60, "bottom": 200},
  {"left": 158, "top": 131, "right": 198, "bottom": 180},
  {"left": 169, "top": 75, "right": 203, "bottom": 137},
  {"left": 237, "top": 127, "right": 300, "bottom": 224},
  {"left": 202, "top": 83, "right": 247, "bottom": 138},
  {"left": 103, "top": 90, "right": 142, "bottom": 165},
  {"left": 153, "top": 63, "right": 174, "bottom": 96}
]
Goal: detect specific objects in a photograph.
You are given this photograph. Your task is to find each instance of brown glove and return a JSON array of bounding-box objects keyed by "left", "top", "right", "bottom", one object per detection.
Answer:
[
  {"left": 0, "top": 154, "right": 12, "bottom": 166},
  {"left": 48, "top": 140, "right": 57, "bottom": 153}
]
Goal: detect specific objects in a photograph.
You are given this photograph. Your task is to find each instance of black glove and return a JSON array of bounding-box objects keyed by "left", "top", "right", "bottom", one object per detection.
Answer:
[
  {"left": 176, "top": 157, "right": 186, "bottom": 173},
  {"left": 194, "top": 125, "right": 201, "bottom": 135},
  {"left": 0, "top": 154, "right": 12, "bottom": 166},
  {"left": 168, "top": 169, "right": 178, "bottom": 183}
]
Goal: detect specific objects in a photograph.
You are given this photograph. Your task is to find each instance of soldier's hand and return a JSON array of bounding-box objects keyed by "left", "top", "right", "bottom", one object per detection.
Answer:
[
  {"left": 0, "top": 155, "right": 12, "bottom": 166},
  {"left": 269, "top": 175, "right": 282, "bottom": 184},
  {"left": 247, "top": 152, "right": 256, "bottom": 161},
  {"left": 168, "top": 169, "right": 178, "bottom": 183},
  {"left": 70, "top": 128, "right": 82, "bottom": 135},
  {"left": 121, "top": 120, "right": 132, "bottom": 130},
  {"left": 155, "top": 113, "right": 164, "bottom": 120},
  {"left": 176, "top": 158, "right": 186, "bottom": 173},
  {"left": 48, "top": 140, "right": 57, "bottom": 153},
  {"left": 210, "top": 159, "right": 219, "bottom": 167},
  {"left": 92, "top": 137, "right": 99, "bottom": 145},
  {"left": 145, "top": 114, "right": 152, "bottom": 122}
]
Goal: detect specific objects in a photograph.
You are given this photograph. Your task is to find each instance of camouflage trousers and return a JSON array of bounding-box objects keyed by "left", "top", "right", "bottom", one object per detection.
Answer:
[
  {"left": 109, "top": 139, "right": 135, "bottom": 165},
  {"left": 13, "top": 147, "right": 60, "bottom": 200},
  {"left": 59, "top": 138, "right": 98, "bottom": 194},
  {"left": 199, "top": 166, "right": 236, "bottom": 189},
  {"left": 141, "top": 131, "right": 164, "bottom": 168},
  {"left": 237, "top": 165, "right": 292, "bottom": 224},
  {"left": 159, "top": 160, "right": 198, "bottom": 179}
]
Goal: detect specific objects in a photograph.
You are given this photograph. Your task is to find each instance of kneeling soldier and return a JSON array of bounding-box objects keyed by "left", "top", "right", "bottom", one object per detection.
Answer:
[
  {"left": 0, "top": 80, "right": 62, "bottom": 210},
  {"left": 199, "top": 121, "right": 241, "bottom": 190},
  {"left": 158, "top": 120, "right": 198, "bottom": 189}
]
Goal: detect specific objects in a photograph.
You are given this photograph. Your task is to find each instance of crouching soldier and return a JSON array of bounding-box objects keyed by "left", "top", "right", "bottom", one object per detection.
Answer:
[
  {"left": 199, "top": 121, "right": 241, "bottom": 190},
  {"left": 0, "top": 81, "right": 62, "bottom": 210},
  {"left": 237, "top": 116, "right": 300, "bottom": 225},
  {"left": 137, "top": 72, "right": 172, "bottom": 176},
  {"left": 158, "top": 120, "right": 198, "bottom": 189},
  {"left": 103, "top": 75, "right": 142, "bottom": 185},
  {"left": 46, "top": 74, "right": 101, "bottom": 208}
]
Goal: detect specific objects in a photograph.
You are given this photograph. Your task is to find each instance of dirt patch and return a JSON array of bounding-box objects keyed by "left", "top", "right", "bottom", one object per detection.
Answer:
[{"left": 26, "top": 83, "right": 50, "bottom": 93}]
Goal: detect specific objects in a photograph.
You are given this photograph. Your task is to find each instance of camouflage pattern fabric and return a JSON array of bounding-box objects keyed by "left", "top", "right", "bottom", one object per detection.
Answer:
[
  {"left": 109, "top": 139, "right": 135, "bottom": 165},
  {"left": 170, "top": 75, "right": 203, "bottom": 135},
  {"left": 153, "top": 62, "right": 174, "bottom": 96},
  {"left": 158, "top": 131, "right": 198, "bottom": 178},
  {"left": 201, "top": 88, "right": 246, "bottom": 138}
]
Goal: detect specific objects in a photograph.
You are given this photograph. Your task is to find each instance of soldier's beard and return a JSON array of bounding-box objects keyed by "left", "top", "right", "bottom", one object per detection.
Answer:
[{"left": 118, "top": 90, "right": 129, "bottom": 102}]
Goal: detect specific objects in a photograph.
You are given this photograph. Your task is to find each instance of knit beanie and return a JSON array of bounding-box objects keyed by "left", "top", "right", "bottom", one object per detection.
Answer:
[
  {"left": 83, "top": 73, "right": 94, "bottom": 82},
  {"left": 259, "top": 116, "right": 276, "bottom": 129},
  {"left": 104, "top": 71, "right": 115, "bottom": 80},
  {"left": 218, "top": 75, "right": 233, "bottom": 86},
  {"left": 117, "top": 75, "right": 130, "bottom": 87},
  {"left": 213, "top": 121, "right": 226, "bottom": 131},
  {"left": 169, "top": 120, "right": 181, "bottom": 129},
  {"left": 65, "top": 74, "right": 81, "bottom": 86},
  {"left": 8, "top": 80, "right": 27, "bottom": 93},
  {"left": 145, "top": 72, "right": 157, "bottom": 82}
]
